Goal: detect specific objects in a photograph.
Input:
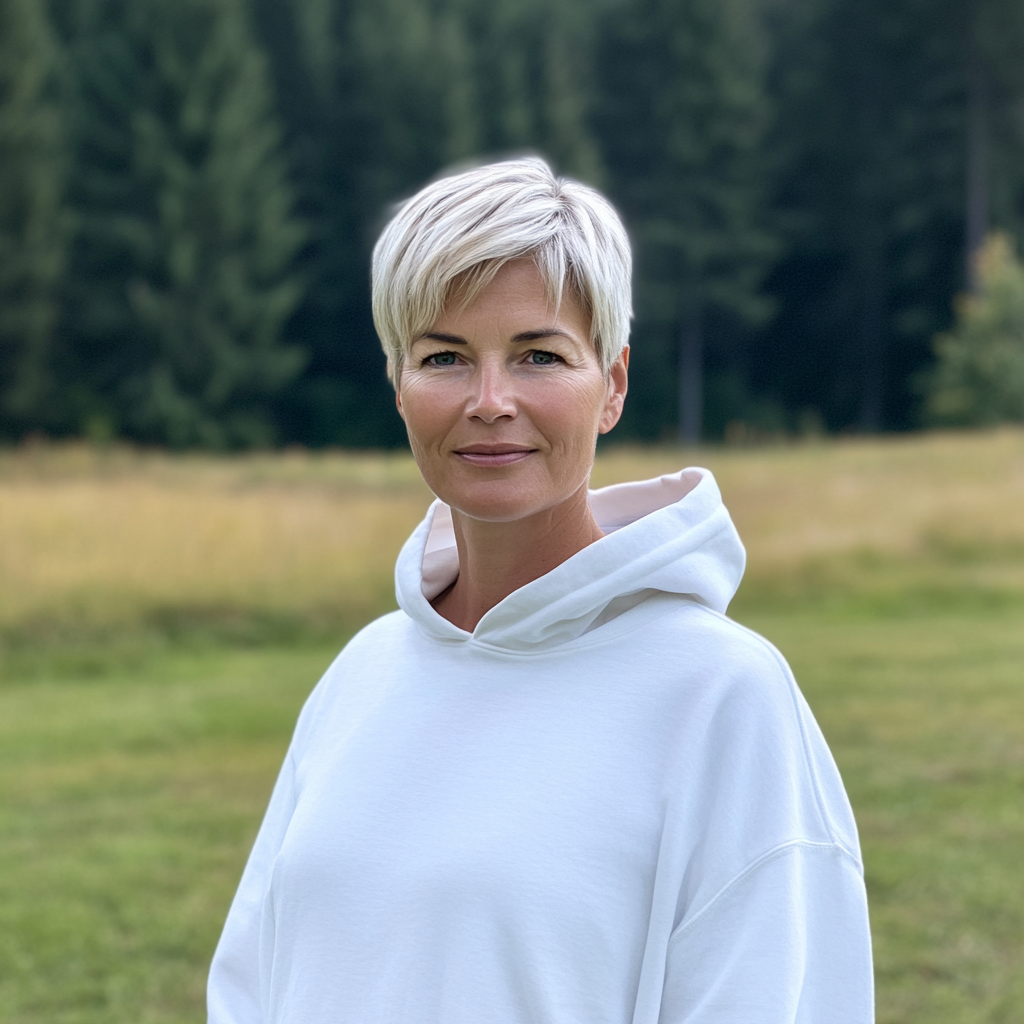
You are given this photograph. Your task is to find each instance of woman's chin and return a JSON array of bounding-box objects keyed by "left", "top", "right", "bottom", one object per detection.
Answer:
[
  {"left": 439, "top": 481, "right": 560, "bottom": 524},
  {"left": 448, "top": 496, "right": 549, "bottom": 524}
]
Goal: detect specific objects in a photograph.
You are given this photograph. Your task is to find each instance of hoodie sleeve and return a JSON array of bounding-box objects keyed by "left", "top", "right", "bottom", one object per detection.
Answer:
[
  {"left": 207, "top": 749, "right": 297, "bottom": 1024},
  {"left": 659, "top": 841, "right": 874, "bottom": 1024}
]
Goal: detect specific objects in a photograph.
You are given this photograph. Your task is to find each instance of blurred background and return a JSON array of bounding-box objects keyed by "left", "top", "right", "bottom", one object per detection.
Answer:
[
  {"left": 2, "top": 2, "right": 1024, "bottom": 1023},
  {"left": 3, "top": 0, "right": 1024, "bottom": 449}
]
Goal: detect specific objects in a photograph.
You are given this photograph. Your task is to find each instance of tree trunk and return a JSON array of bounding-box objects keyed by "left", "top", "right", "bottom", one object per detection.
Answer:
[
  {"left": 848, "top": 13, "right": 887, "bottom": 434},
  {"left": 678, "top": 313, "right": 702, "bottom": 445},
  {"left": 965, "top": 60, "right": 990, "bottom": 292},
  {"left": 856, "top": 229, "right": 886, "bottom": 432}
]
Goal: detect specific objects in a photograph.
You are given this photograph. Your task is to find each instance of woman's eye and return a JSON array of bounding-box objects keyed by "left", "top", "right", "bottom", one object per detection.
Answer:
[
  {"left": 425, "top": 352, "right": 459, "bottom": 367},
  {"left": 528, "top": 350, "right": 559, "bottom": 365}
]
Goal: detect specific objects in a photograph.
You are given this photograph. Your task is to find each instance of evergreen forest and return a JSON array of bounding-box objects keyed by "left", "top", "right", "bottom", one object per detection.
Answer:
[{"left": 3, "top": 0, "right": 1024, "bottom": 447}]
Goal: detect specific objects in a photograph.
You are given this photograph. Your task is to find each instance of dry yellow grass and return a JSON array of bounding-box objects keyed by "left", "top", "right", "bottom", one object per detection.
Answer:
[
  {"left": 597, "top": 428, "right": 1024, "bottom": 606},
  {"left": 595, "top": 427, "right": 1024, "bottom": 563},
  {"left": 0, "top": 447, "right": 431, "bottom": 638},
  {"left": 2, "top": 428, "right": 1023, "bottom": 640}
]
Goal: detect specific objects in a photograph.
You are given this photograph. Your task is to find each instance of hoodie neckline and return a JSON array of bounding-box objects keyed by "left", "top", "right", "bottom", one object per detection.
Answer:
[{"left": 395, "top": 467, "right": 746, "bottom": 652}]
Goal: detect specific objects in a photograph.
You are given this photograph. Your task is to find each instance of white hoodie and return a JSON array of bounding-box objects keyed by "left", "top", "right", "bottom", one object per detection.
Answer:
[{"left": 208, "top": 468, "right": 873, "bottom": 1024}]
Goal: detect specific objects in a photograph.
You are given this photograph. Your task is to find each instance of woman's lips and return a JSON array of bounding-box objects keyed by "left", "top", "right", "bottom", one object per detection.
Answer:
[{"left": 454, "top": 447, "right": 536, "bottom": 467}]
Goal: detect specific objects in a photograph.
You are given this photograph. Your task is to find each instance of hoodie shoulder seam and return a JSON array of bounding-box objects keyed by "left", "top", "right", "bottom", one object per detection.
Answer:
[
  {"left": 667, "top": 838, "right": 864, "bottom": 945},
  {"left": 687, "top": 606, "right": 860, "bottom": 861}
]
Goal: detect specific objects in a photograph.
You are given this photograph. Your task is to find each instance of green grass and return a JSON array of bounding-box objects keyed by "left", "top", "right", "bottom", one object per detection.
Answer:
[
  {"left": 2, "top": 603, "right": 1023, "bottom": 1023},
  {"left": 0, "top": 646, "right": 332, "bottom": 1024},
  {"left": 744, "top": 606, "right": 1024, "bottom": 1024}
]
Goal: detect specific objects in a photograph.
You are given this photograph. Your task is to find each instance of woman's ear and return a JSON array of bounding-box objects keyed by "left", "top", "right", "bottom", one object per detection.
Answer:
[{"left": 598, "top": 346, "right": 629, "bottom": 435}]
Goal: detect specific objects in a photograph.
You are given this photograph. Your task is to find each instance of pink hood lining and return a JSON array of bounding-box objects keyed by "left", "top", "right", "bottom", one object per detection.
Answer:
[{"left": 397, "top": 467, "right": 746, "bottom": 651}]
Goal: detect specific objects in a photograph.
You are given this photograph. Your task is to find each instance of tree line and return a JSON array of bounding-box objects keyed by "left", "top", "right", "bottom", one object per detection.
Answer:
[{"left": 2, "top": 0, "right": 1024, "bottom": 447}]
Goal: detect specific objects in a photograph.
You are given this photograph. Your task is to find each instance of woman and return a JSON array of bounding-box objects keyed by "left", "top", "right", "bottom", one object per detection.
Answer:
[{"left": 208, "top": 157, "right": 873, "bottom": 1023}]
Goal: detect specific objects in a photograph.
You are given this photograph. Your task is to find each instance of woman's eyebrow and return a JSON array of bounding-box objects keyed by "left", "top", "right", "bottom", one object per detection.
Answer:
[
  {"left": 511, "top": 329, "right": 572, "bottom": 342},
  {"left": 418, "top": 332, "right": 467, "bottom": 344}
]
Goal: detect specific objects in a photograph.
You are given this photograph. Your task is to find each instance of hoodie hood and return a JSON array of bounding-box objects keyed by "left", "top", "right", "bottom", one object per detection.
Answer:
[{"left": 395, "top": 467, "right": 745, "bottom": 652}]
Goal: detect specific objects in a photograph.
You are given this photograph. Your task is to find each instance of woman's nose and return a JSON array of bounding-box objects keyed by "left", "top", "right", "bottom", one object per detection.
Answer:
[{"left": 465, "top": 361, "right": 517, "bottom": 423}]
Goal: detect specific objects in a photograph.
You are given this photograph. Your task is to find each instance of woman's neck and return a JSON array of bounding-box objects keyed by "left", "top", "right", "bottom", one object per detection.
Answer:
[{"left": 431, "top": 483, "right": 604, "bottom": 632}]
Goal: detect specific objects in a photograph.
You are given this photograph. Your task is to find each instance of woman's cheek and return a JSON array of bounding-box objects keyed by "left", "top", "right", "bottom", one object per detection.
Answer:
[
  {"left": 528, "top": 375, "right": 607, "bottom": 438},
  {"left": 401, "top": 377, "right": 455, "bottom": 436}
]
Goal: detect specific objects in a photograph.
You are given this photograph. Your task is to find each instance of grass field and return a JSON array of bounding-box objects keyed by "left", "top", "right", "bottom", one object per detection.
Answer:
[{"left": 1, "top": 430, "right": 1023, "bottom": 1023}]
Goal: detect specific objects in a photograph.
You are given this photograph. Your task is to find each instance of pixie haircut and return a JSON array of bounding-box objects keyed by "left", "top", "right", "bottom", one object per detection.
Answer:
[{"left": 371, "top": 156, "right": 632, "bottom": 382}]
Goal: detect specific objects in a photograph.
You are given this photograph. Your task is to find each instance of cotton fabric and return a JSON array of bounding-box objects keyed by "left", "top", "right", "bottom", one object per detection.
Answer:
[{"left": 208, "top": 467, "right": 873, "bottom": 1024}]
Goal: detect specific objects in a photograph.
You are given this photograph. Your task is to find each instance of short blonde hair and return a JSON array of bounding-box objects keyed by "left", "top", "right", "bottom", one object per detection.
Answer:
[{"left": 371, "top": 156, "right": 632, "bottom": 382}]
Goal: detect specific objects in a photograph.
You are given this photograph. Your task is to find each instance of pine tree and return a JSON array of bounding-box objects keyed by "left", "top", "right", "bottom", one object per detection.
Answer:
[
  {"left": 598, "top": 0, "right": 778, "bottom": 442},
  {"left": 798, "top": 0, "right": 932, "bottom": 432},
  {"left": 924, "top": 232, "right": 1024, "bottom": 424},
  {"left": 57, "top": 0, "right": 306, "bottom": 447},
  {"left": 246, "top": 0, "right": 385, "bottom": 445},
  {"left": 756, "top": 0, "right": 1024, "bottom": 434},
  {"left": 0, "top": 0, "right": 68, "bottom": 438},
  {"left": 958, "top": 0, "right": 1024, "bottom": 283},
  {"left": 329, "top": 0, "right": 605, "bottom": 209},
  {"left": 459, "top": 0, "right": 605, "bottom": 183}
]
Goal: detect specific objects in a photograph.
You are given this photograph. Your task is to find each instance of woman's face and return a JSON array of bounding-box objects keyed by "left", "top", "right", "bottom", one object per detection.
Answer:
[{"left": 396, "top": 258, "right": 628, "bottom": 523}]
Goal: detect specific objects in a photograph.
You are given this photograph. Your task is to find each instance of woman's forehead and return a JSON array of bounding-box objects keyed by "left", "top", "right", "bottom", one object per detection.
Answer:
[{"left": 428, "top": 261, "right": 590, "bottom": 338}]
